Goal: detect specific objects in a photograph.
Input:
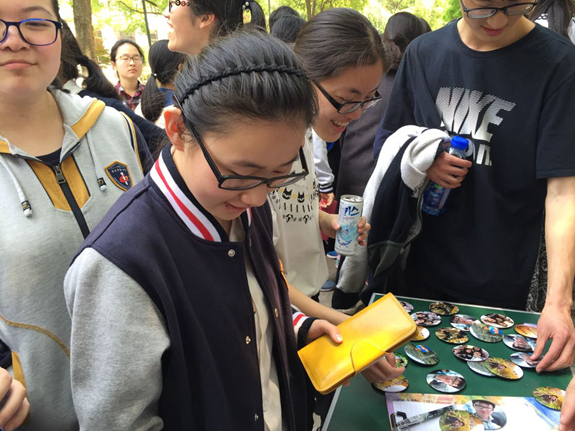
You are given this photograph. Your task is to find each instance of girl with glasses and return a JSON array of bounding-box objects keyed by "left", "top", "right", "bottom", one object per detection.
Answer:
[
  {"left": 0, "top": 0, "right": 150, "bottom": 429},
  {"left": 270, "top": 8, "right": 383, "bottom": 314},
  {"left": 268, "top": 11, "right": 403, "bottom": 414},
  {"left": 110, "top": 39, "right": 145, "bottom": 110},
  {"left": 65, "top": 30, "right": 344, "bottom": 430}
]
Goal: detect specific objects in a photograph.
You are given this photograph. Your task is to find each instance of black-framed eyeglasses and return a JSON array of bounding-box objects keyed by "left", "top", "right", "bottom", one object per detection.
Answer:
[
  {"left": 313, "top": 80, "right": 381, "bottom": 114},
  {"left": 116, "top": 55, "right": 143, "bottom": 63},
  {"left": 0, "top": 18, "right": 62, "bottom": 46},
  {"left": 173, "top": 97, "right": 309, "bottom": 191},
  {"left": 169, "top": 0, "right": 191, "bottom": 12},
  {"left": 460, "top": 0, "right": 538, "bottom": 19}
]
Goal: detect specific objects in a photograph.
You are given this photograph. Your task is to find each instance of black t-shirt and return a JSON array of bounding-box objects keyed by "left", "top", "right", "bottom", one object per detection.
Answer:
[{"left": 378, "top": 21, "right": 575, "bottom": 308}]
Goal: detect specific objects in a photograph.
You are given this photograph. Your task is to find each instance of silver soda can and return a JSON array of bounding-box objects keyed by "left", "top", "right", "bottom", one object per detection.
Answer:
[{"left": 335, "top": 195, "right": 364, "bottom": 256}]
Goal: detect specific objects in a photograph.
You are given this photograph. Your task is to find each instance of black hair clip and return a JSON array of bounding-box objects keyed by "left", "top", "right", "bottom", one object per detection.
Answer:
[{"left": 242, "top": 1, "right": 251, "bottom": 11}]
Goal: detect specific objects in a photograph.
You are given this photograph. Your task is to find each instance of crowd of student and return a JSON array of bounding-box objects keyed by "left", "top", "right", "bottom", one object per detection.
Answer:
[{"left": 0, "top": 0, "right": 574, "bottom": 430}]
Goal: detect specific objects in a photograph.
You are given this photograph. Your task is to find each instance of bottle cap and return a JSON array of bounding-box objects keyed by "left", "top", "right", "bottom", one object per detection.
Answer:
[{"left": 451, "top": 136, "right": 468, "bottom": 150}]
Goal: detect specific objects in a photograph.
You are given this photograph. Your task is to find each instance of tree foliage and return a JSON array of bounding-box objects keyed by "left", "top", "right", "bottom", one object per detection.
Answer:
[{"left": 443, "top": 0, "right": 462, "bottom": 23}]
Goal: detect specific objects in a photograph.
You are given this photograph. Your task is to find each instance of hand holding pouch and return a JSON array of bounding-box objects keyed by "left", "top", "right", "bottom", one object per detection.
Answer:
[{"left": 297, "top": 293, "right": 417, "bottom": 394}]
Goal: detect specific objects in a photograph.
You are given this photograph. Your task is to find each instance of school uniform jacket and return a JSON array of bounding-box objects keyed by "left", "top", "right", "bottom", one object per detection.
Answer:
[
  {"left": 65, "top": 146, "right": 312, "bottom": 431},
  {"left": 0, "top": 88, "right": 147, "bottom": 431}
]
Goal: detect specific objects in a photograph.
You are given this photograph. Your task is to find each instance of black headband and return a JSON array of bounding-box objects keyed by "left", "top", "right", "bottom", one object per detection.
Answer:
[{"left": 179, "top": 63, "right": 308, "bottom": 105}]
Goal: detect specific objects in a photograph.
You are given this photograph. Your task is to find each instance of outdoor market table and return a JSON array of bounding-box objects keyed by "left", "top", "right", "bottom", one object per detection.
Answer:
[{"left": 323, "top": 294, "right": 573, "bottom": 431}]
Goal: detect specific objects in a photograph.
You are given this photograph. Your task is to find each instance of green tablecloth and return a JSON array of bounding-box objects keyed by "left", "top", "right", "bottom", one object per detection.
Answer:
[{"left": 324, "top": 295, "right": 573, "bottom": 430}]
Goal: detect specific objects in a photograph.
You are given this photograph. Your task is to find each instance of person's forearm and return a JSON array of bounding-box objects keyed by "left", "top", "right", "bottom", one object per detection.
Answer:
[
  {"left": 544, "top": 177, "right": 575, "bottom": 309},
  {"left": 288, "top": 285, "right": 348, "bottom": 325}
]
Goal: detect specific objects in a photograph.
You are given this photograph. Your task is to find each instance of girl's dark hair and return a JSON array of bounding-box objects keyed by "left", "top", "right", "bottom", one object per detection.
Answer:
[
  {"left": 49, "top": 0, "right": 63, "bottom": 89},
  {"left": 419, "top": 17, "right": 432, "bottom": 33},
  {"left": 269, "top": 6, "right": 300, "bottom": 29},
  {"left": 110, "top": 39, "right": 145, "bottom": 62},
  {"left": 51, "top": 0, "right": 62, "bottom": 21},
  {"left": 175, "top": 29, "right": 317, "bottom": 140},
  {"left": 60, "top": 21, "right": 119, "bottom": 99},
  {"left": 189, "top": 0, "right": 266, "bottom": 36},
  {"left": 530, "top": 0, "right": 575, "bottom": 39},
  {"left": 294, "top": 8, "right": 384, "bottom": 81},
  {"left": 141, "top": 40, "right": 186, "bottom": 123},
  {"left": 383, "top": 12, "right": 430, "bottom": 72},
  {"left": 271, "top": 15, "right": 306, "bottom": 43}
]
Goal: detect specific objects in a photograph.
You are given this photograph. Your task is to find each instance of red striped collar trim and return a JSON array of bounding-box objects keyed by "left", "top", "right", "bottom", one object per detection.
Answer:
[{"left": 150, "top": 147, "right": 252, "bottom": 242}]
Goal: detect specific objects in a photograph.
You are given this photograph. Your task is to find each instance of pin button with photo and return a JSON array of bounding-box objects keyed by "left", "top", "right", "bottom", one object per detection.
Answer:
[
  {"left": 429, "top": 301, "right": 459, "bottom": 316},
  {"left": 503, "top": 334, "right": 535, "bottom": 352},
  {"left": 404, "top": 344, "right": 439, "bottom": 366},
  {"left": 435, "top": 327, "right": 469, "bottom": 344},
  {"left": 480, "top": 313, "right": 514, "bottom": 329},
  {"left": 411, "top": 311, "right": 441, "bottom": 327},
  {"left": 426, "top": 369, "right": 466, "bottom": 393},
  {"left": 449, "top": 314, "right": 479, "bottom": 332},
  {"left": 470, "top": 322, "right": 503, "bottom": 343},
  {"left": 514, "top": 323, "right": 538, "bottom": 339},
  {"left": 452, "top": 344, "right": 489, "bottom": 362},
  {"left": 510, "top": 352, "right": 543, "bottom": 368}
]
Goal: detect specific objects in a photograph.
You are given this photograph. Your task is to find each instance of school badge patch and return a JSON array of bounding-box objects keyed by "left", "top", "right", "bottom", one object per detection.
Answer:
[{"left": 105, "top": 161, "right": 133, "bottom": 191}]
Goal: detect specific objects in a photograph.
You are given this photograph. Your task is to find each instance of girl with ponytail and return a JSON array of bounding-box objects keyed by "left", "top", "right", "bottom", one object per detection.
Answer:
[
  {"left": 165, "top": 0, "right": 266, "bottom": 55},
  {"left": 136, "top": 39, "right": 186, "bottom": 127}
]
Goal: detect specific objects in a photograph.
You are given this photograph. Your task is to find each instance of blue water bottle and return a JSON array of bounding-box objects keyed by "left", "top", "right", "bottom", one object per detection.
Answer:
[{"left": 422, "top": 136, "right": 469, "bottom": 216}]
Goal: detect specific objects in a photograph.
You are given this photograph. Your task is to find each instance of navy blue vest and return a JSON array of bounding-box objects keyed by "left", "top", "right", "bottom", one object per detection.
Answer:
[{"left": 75, "top": 148, "right": 308, "bottom": 430}]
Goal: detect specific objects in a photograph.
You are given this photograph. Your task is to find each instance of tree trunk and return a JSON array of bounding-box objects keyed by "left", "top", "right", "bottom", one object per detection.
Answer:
[
  {"left": 72, "top": 0, "right": 96, "bottom": 60},
  {"left": 305, "top": 0, "right": 312, "bottom": 20}
]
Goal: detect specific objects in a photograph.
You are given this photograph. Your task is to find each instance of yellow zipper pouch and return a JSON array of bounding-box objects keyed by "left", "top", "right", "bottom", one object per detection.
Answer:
[{"left": 298, "top": 293, "right": 417, "bottom": 394}]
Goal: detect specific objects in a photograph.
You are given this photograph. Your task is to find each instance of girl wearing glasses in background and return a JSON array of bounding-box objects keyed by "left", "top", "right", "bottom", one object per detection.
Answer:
[
  {"left": 0, "top": 1, "right": 150, "bottom": 430},
  {"left": 110, "top": 39, "right": 145, "bottom": 110},
  {"left": 65, "top": 30, "right": 345, "bottom": 430}
]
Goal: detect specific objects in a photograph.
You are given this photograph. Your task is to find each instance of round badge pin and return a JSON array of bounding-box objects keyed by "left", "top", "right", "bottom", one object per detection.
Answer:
[
  {"left": 503, "top": 334, "right": 535, "bottom": 352},
  {"left": 427, "top": 369, "right": 466, "bottom": 393},
  {"left": 411, "top": 311, "right": 442, "bottom": 327},
  {"left": 533, "top": 387, "right": 565, "bottom": 410},
  {"left": 485, "top": 357, "right": 523, "bottom": 380},
  {"left": 436, "top": 327, "right": 469, "bottom": 344},
  {"left": 515, "top": 323, "right": 538, "bottom": 339},
  {"left": 480, "top": 313, "right": 514, "bottom": 329},
  {"left": 450, "top": 314, "right": 478, "bottom": 332},
  {"left": 453, "top": 344, "right": 489, "bottom": 362},
  {"left": 400, "top": 301, "right": 414, "bottom": 313},
  {"left": 412, "top": 326, "right": 430, "bottom": 341},
  {"left": 439, "top": 410, "right": 483, "bottom": 431},
  {"left": 395, "top": 352, "right": 409, "bottom": 368},
  {"left": 372, "top": 375, "right": 409, "bottom": 393},
  {"left": 470, "top": 322, "right": 503, "bottom": 343},
  {"left": 429, "top": 301, "right": 460, "bottom": 316},
  {"left": 467, "top": 360, "right": 496, "bottom": 377},
  {"left": 510, "top": 352, "right": 543, "bottom": 368},
  {"left": 404, "top": 344, "right": 439, "bottom": 366}
]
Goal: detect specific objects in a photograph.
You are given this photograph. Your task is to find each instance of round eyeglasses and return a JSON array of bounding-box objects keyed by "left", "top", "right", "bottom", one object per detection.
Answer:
[
  {"left": 460, "top": 0, "right": 538, "bottom": 19},
  {"left": 116, "top": 55, "right": 143, "bottom": 63},
  {"left": 0, "top": 18, "right": 62, "bottom": 46}
]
